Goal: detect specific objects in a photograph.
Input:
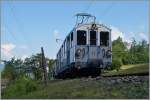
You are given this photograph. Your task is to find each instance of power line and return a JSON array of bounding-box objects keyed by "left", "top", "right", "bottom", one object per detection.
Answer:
[
  {"left": 98, "top": 2, "right": 115, "bottom": 20},
  {"left": 82, "top": 1, "right": 115, "bottom": 24},
  {"left": 2, "top": 23, "right": 19, "bottom": 43},
  {"left": 83, "top": 0, "right": 95, "bottom": 13},
  {"left": 8, "top": 3, "right": 34, "bottom": 53}
]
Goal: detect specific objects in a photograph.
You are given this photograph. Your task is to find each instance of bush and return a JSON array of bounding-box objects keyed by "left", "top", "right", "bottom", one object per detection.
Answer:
[
  {"left": 26, "top": 80, "right": 37, "bottom": 93},
  {"left": 2, "top": 76, "right": 38, "bottom": 98},
  {"left": 111, "top": 59, "right": 122, "bottom": 71}
]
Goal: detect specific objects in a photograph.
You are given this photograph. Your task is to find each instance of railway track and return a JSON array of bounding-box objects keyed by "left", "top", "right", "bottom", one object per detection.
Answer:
[
  {"left": 50, "top": 72, "right": 149, "bottom": 82},
  {"left": 77, "top": 73, "right": 149, "bottom": 84}
]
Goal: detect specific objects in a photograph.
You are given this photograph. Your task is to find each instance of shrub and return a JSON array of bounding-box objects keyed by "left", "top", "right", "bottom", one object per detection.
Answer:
[
  {"left": 111, "top": 59, "right": 122, "bottom": 71},
  {"left": 26, "top": 80, "right": 37, "bottom": 93},
  {"left": 2, "top": 76, "right": 38, "bottom": 98}
]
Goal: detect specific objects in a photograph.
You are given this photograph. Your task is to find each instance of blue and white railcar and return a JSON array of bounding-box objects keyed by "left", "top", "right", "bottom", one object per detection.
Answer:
[{"left": 52, "top": 13, "right": 112, "bottom": 78}]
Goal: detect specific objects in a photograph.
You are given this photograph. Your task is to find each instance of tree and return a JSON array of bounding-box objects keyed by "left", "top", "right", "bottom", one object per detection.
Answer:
[
  {"left": 24, "top": 53, "right": 43, "bottom": 80},
  {"left": 112, "top": 37, "right": 127, "bottom": 58},
  {"left": 47, "top": 59, "right": 55, "bottom": 79},
  {"left": 111, "top": 37, "right": 149, "bottom": 70},
  {"left": 2, "top": 58, "right": 22, "bottom": 80},
  {"left": 111, "top": 37, "right": 126, "bottom": 70}
]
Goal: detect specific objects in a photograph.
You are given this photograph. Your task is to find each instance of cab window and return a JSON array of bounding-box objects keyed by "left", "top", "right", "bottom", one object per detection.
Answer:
[
  {"left": 100, "top": 31, "right": 109, "bottom": 46},
  {"left": 77, "top": 30, "right": 86, "bottom": 45}
]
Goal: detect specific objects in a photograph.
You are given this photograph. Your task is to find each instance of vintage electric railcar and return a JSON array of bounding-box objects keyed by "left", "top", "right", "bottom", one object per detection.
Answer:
[{"left": 52, "top": 13, "right": 112, "bottom": 78}]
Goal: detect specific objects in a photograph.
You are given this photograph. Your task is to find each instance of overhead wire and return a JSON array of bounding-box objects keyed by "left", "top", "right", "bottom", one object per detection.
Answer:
[
  {"left": 83, "top": 0, "right": 95, "bottom": 13},
  {"left": 8, "top": 2, "right": 35, "bottom": 53},
  {"left": 98, "top": 2, "right": 115, "bottom": 20},
  {"left": 81, "top": 0, "right": 115, "bottom": 24},
  {"left": 1, "top": 23, "right": 19, "bottom": 61},
  {"left": 2, "top": 23, "right": 19, "bottom": 43}
]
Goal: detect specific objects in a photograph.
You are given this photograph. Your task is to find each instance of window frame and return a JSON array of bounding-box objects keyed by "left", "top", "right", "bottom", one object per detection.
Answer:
[
  {"left": 90, "top": 30, "right": 97, "bottom": 45},
  {"left": 71, "top": 32, "right": 73, "bottom": 47},
  {"left": 100, "top": 31, "right": 109, "bottom": 46},
  {"left": 77, "top": 30, "right": 87, "bottom": 45}
]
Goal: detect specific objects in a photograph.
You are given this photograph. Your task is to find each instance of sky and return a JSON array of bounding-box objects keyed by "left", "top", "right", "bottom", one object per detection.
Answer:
[{"left": 1, "top": 0, "right": 149, "bottom": 61}]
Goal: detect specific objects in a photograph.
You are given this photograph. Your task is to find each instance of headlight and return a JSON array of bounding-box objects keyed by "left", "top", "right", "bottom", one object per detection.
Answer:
[
  {"left": 106, "top": 50, "right": 112, "bottom": 58},
  {"left": 77, "top": 49, "right": 81, "bottom": 54}
]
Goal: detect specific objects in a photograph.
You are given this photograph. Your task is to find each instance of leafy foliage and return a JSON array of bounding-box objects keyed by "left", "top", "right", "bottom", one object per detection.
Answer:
[
  {"left": 2, "top": 76, "right": 38, "bottom": 99},
  {"left": 111, "top": 59, "right": 122, "bottom": 71},
  {"left": 112, "top": 37, "right": 149, "bottom": 70},
  {"left": 48, "top": 59, "right": 55, "bottom": 79},
  {"left": 1, "top": 58, "right": 24, "bottom": 81},
  {"left": 1, "top": 53, "right": 55, "bottom": 81}
]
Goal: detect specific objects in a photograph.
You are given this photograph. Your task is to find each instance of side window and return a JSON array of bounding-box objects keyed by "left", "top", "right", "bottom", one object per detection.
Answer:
[
  {"left": 59, "top": 49, "right": 62, "bottom": 67},
  {"left": 77, "top": 30, "right": 86, "bottom": 45},
  {"left": 71, "top": 32, "right": 73, "bottom": 47},
  {"left": 62, "top": 45, "right": 63, "bottom": 57},
  {"left": 90, "top": 30, "right": 96, "bottom": 45},
  {"left": 59, "top": 50, "right": 60, "bottom": 59},
  {"left": 100, "top": 31, "right": 109, "bottom": 46},
  {"left": 67, "top": 35, "right": 70, "bottom": 49},
  {"left": 64, "top": 40, "right": 66, "bottom": 56}
]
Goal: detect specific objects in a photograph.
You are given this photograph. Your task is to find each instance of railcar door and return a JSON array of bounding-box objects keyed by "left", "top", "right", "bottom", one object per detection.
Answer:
[
  {"left": 88, "top": 30, "right": 98, "bottom": 59},
  {"left": 100, "top": 31, "right": 110, "bottom": 68}
]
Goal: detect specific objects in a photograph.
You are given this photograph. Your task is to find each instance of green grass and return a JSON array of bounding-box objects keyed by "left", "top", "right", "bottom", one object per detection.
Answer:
[
  {"left": 102, "top": 63, "right": 149, "bottom": 76},
  {"left": 6, "top": 76, "right": 148, "bottom": 99},
  {"left": 2, "top": 64, "right": 149, "bottom": 99}
]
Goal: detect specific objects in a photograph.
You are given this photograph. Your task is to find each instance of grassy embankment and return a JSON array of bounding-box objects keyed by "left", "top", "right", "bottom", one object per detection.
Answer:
[
  {"left": 2, "top": 64, "right": 149, "bottom": 99},
  {"left": 102, "top": 63, "right": 149, "bottom": 76}
]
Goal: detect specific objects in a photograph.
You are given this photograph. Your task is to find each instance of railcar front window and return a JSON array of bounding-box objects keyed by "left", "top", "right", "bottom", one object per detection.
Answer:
[
  {"left": 100, "top": 31, "right": 109, "bottom": 46},
  {"left": 90, "top": 30, "right": 96, "bottom": 45},
  {"left": 77, "top": 30, "right": 86, "bottom": 45}
]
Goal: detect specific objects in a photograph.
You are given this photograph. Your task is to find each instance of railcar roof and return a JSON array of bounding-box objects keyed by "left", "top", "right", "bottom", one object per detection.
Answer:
[{"left": 75, "top": 23, "right": 111, "bottom": 31}]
